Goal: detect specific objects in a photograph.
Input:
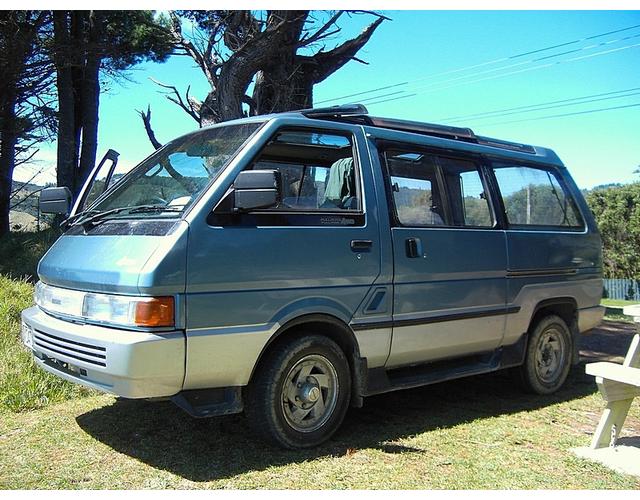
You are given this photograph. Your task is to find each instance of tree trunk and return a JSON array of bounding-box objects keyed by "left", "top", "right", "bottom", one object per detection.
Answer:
[
  {"left": 53, "top": 12, "right": 77, "bottom": 194},
  {"left": 0, "top": 12, "right": 37, "bottom": 236},
  {"left": 0, "top": 97, "right": 18, "bottom": 236},
  {"left": 77, "top": 12, "right": 102, "bottom": 194},
  {"left": 205, "top": 11, "right": 308, "bottom": 124},
  {"left": 252, "top": 16, "right": 385, "bottom": 114},
  {"left": 70, "top": 11, "right": 86, "bottom": 194}
]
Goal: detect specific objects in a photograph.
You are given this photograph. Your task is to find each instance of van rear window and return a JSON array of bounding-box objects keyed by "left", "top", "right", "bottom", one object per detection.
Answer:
[{"left": 492, "top": 164, "right": 583, "bottom": 229}]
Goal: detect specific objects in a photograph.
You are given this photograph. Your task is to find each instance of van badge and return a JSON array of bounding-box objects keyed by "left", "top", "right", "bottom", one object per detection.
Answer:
[{"left": 320, "top": 216, "right": 355, "bottom": 226}]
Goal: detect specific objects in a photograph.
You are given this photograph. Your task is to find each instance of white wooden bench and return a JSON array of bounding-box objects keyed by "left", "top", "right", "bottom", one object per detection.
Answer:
[{"left": 585, "top": 304, "right": 640, "bottom": 449}]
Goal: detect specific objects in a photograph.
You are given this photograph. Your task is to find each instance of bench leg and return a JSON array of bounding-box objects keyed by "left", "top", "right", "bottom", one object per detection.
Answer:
[{"left": 590, "top": 398, "right": 634, "bottom": 449}]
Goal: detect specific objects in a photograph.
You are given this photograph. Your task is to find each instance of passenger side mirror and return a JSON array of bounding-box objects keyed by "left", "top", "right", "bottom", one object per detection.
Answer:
[
  {"left": 233, "top": 170, "right": 281, "bottom": 212},
  {"left": 39, "top": 187, "right": 73, "bottom": 215}
]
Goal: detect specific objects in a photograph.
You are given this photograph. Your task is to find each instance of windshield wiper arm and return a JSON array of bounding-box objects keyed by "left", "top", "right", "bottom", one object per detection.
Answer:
[
  {"left": 61, "top": 209, "right": 101, "bottom": 230},
  {"left": 74, "top": 204, "right": 184, "bottom": 229}
]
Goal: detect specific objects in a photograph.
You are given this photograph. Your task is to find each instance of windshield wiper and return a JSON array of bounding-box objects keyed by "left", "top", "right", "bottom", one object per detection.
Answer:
[
  {"left": 61, "top": 209, "right": 101, "bottom": 230},
  {"left": 71, "top": 204, "right": 185, "bottom": 229}
]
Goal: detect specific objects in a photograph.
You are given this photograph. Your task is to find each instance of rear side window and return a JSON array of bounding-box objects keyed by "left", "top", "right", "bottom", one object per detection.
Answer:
[
  {"left": 383, "top": 150, "right": 446, "bottom": 226},
  {"left": 492, "top": 164, "right": 583, "bottom": 228},
  {"left": 439, "top": 157, "right": 493, "bottom": 228},
  {"left": 381, "top": 147, "right": 494, "bottom": 228}
]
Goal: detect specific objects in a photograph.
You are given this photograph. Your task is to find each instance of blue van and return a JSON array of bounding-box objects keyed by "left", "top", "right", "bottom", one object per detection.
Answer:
[{"left": 22, "top": 104, "right": 604, "bottom": 448}]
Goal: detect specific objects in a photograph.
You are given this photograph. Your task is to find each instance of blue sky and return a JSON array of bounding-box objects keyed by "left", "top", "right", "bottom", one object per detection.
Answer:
[{"left": 17, "top": 10, "right": 640, "bottom": 189}]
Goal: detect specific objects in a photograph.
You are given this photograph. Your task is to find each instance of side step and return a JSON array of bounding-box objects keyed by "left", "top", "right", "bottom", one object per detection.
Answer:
[{"left": 364, "top": 336, "right": 526, "bottom": 396}]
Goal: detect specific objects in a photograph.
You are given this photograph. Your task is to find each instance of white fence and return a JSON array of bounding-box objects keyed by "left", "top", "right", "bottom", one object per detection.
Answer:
[{"left": 603, "top": 279, "right": 640, "bottom": 301}]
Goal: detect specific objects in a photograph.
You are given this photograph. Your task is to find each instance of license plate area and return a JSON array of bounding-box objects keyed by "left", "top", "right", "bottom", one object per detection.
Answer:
[
  {"left": 21, "top": 321, "right": 33, "bottom": 350},
  {"left": 41, "top": 353, "right": 88, "bottom": 377}
]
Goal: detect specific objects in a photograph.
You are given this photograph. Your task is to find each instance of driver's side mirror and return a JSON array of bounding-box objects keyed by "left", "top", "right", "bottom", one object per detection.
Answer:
[
  {"left": 39, "top": 187, "right": 72, "bottom": 214},
  {"left": 233, "top": 170, "right": 282, "bottom": 212}
]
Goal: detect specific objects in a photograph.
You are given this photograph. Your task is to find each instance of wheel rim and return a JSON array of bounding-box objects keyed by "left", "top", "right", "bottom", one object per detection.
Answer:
[
  {"left": 534, "top": 326, "right": 567, "bottom": 384},
  {"left": 281, "top": 354, "right": 339, "bottom": 433}
]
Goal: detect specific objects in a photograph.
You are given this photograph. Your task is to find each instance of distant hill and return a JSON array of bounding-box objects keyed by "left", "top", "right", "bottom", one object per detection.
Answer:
[
  {"left": 9, "top": 211, "right": 42, "bottom": 231},
  {"left": 9, "top": 180, "right": 52, "bottom": 231}
]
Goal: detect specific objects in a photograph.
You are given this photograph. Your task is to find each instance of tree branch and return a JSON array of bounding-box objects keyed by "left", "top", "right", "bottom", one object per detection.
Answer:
[
  {"left": 136, "top": 105, "right": 163, "bottom": 150},
  {"left": 298, "top": 11, "right": 344, "bottom": 48},
  {"left": 303, "top": 17, "right": 386, "bottom": 84},
  {"left": 149, "top": 77, "right": 201, "bottom": 123}
]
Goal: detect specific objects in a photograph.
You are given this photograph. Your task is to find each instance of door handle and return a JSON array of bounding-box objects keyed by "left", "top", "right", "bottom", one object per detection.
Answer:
[
  {"left": 350, "top": 239, "right": 373, "bottom": 252},
  {"left": 406, "top": 237, "right": 424, "bottom": 258}
]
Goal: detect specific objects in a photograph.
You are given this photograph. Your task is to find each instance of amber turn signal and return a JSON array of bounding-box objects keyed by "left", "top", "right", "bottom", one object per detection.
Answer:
[{"left": 134, "top": 297, "right": 175, "bottom": 327}]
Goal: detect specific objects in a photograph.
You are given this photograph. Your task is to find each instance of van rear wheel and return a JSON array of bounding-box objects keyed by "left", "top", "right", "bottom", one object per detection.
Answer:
[
  {"left": 518, "top": 314, "right": 572, "bottom": 394},
  {"left": 245, "top": 335, "right": 351, "bottom": 448}
]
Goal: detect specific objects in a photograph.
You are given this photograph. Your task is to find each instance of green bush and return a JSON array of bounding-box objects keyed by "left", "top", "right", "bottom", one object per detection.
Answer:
[{"left": 0, "top": 275, "right": 91, "bottom": 412}]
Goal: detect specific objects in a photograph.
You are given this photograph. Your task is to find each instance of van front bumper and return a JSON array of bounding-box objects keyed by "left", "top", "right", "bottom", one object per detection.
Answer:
[{"left": 21, "top": 306, "right": 185, "bottom": 399}]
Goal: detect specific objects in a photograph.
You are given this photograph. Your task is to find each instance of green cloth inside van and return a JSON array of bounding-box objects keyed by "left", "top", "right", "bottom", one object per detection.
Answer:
[{"left": 322, "top": 157, "right": 355, "bottom": 209}]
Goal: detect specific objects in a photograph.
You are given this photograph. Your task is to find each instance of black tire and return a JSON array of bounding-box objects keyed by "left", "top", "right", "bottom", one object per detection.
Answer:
[
  {"left": 518, "top": 314, "right": 572, "bottom": 394},
  {"left": 245, "top": 335, "right": 351, "bottom": 449}
]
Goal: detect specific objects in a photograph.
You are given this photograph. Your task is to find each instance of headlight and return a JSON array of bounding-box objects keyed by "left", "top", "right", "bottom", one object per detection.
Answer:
[{"left": 35, "top": 282, "right": 174, "bottom": 328}]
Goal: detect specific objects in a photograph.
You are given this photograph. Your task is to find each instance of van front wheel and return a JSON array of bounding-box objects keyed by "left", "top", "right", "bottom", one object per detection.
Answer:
[
  {"left": 519, "top": 314, "right": 572, "bottom": 394},
  {"left": 245, "top": 335, "right": 351, "bottom": 448}
]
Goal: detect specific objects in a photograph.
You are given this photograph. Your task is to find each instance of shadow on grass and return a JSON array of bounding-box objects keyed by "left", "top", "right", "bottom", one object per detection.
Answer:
[{"left": 76, "top": 362, "right": 599, "bottom": 482}]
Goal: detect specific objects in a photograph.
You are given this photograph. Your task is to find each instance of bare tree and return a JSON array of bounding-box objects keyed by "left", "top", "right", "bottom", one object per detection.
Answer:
[{"left": 140, "top": 10, "right": 388, "bottom": 148}]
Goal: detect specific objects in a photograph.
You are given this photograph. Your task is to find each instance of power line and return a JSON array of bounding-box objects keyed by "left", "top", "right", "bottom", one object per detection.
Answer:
[
  {"left": 317, "top": 23, "right": 640, "bottom": 105},
  {"left": 315, "top": 81, "right": 409, "bottom": 104},
  {"left": 364, "top": 93, "right": 418, "bottom": 106},
  {"left": 480, "top": 102, "right": 640, "bottom": 127},
  {"left": 437, "top": 87, "right": 640, "bottom": 123},
  {"left": 406, "top": 31, "right": 640, "bottom": 95},
  {"left": 366, "top": 40, "right": 640, "bottom": 108}
]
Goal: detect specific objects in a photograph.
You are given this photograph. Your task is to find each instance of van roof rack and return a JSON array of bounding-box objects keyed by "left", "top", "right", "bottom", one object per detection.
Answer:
[{"left": 296, "top": 103, "right": 536, "bottom": 154}]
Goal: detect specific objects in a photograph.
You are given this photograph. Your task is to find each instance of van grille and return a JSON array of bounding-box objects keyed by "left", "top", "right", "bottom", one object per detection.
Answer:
[{"left": 33, "top": 329, "right": 107, "bottom": 367}]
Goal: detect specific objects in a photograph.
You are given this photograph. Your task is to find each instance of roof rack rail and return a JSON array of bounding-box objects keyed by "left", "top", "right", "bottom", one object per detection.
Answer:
[
  {"left": 295, "top": 103, "right": 536, "bottom": 154},
  {"left": 299, "top": 103, "right": 370, "bottom": 119},
  {"left": 476, "top": 135, "right": 536, "bottom": 154},
  {"left": 367, "top": 117, "right": 477, "bottom": 143}
]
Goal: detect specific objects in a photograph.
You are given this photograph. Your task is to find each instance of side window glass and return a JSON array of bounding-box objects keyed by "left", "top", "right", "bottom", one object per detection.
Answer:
[
  {"left": 438, "top": 157, "right": 493, "bottom": 227},
  {"left": 250, "top": 130, "right": 358, "bottom": 211},
  {"left": 492, "top": 164, "right": 583, "bottom": 228},
  {"left": 383, "top": 150, "right": 446, "bottom": 226}
]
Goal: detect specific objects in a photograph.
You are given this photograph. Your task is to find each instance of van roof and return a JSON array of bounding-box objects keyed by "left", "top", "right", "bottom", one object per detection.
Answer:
[
  {"left": 186, "top": 103, "right": 562, "bottom": 166},
  {"left": 293, "top": 103, "right": 542, "bottom": 156}
]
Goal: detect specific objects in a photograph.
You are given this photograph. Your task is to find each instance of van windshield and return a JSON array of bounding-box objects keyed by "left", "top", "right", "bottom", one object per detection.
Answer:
[{"left": 83, "top": 122, "right": 262, "bottom": 221}]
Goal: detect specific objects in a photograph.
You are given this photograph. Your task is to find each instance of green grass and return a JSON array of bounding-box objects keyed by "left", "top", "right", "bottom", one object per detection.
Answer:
[
  {"left": 601, "top": 298, "right": 639, "bottom": 323},
  {"left": 0, "top": 229, "right": 60, "bottom": 281},
  {"left": 601, "top": 298, "right": 640, "bottom": 307},
  {"left": 0, "top": 367, "right": 638, "bottom": 489},
  {"left": 0, "top": 275, "right": 91, "bottom": 413}
]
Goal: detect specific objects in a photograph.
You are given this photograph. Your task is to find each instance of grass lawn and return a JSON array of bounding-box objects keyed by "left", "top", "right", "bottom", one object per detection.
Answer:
[
  {"left": 601, "top": 299, "right": 639, "bottom": 323},
  {"left": 601, "top": 299, "right": 640, "bottom": 308},
  {"left": 0, "top": 276, "right": 91, "bottom": 413},
  {"left": 1, "top": 350, "right": 639, "bottom": 489}
]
